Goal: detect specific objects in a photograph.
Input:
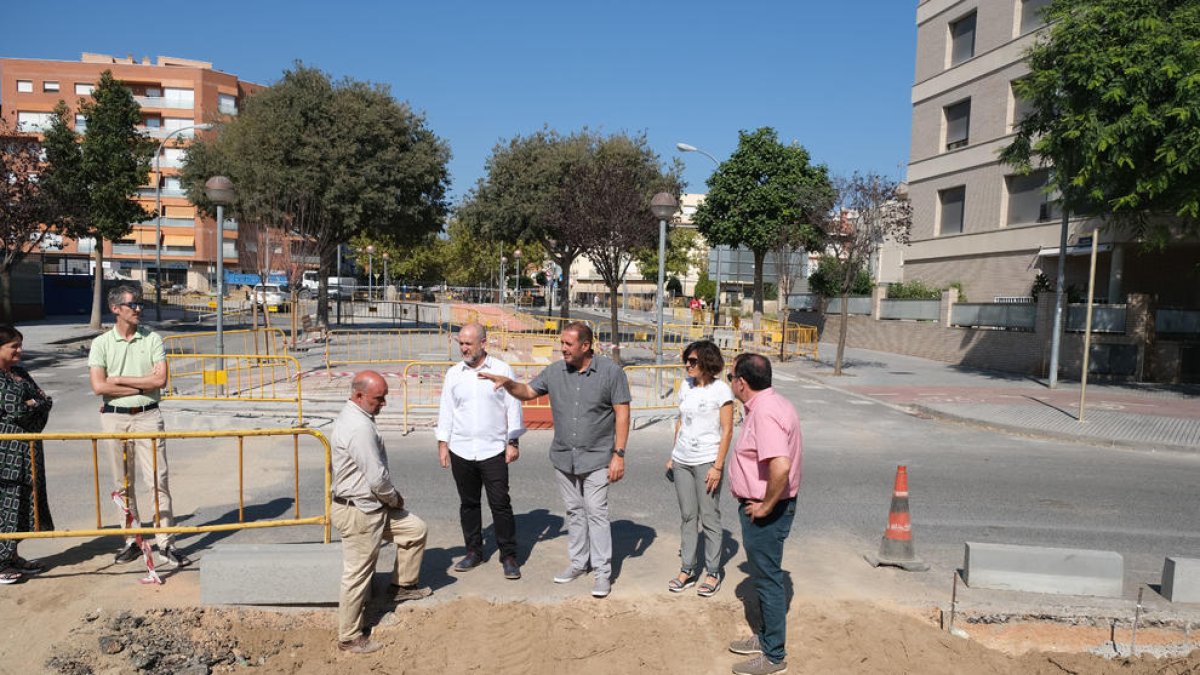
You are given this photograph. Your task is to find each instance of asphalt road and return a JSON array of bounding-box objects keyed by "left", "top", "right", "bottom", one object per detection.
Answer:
[{"left": 20, "top": 331, "right": 1200, "bottom": 606}]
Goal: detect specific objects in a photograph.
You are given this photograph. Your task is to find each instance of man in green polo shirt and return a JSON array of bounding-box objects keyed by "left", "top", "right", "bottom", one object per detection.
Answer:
[{"left": 88, "top": 285, "right": 188, "bottom": 568}]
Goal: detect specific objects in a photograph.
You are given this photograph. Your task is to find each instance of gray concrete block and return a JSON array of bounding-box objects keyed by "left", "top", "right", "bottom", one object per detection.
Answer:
[
  {"left": 1161, "top": 557, "right": 1200, "bottom": 603},
  {"left": 962, "top": 542, "right": 1123, "bottom": 598},
  {"left": 200, "top": 542, "right": 396, "bottom": 605}
]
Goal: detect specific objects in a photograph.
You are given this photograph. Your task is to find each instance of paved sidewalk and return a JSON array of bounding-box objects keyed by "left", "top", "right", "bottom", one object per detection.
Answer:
[{"left": 780, "top": 343, "right": 1200, "bottom": 453}]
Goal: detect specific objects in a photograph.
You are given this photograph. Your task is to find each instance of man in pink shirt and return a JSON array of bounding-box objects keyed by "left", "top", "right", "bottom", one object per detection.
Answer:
[{"left": 725, "top": 353, "right": 802, "bottom": 675}]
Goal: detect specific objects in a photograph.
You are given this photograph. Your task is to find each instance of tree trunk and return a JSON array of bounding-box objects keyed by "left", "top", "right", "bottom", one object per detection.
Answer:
[
  {"left": 0, "top": 266, "right": 12, "bottom": 324},
  {"left": 555, "top": 251, "right": 577, "bottom": 319},
  {"left": 752, "top": 248, "right": 765, "bottom": 330},
  {"left": 607, "top": 281, "right": 621, "bottom": 364},
  {"left": 835, "top": 292, "right": 849, "bottom": 376},
  {"left": 89, "top": 245, "right": 104, "bottom": 330}
]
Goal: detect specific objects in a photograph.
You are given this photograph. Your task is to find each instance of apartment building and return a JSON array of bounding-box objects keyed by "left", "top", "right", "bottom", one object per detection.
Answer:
[{"left": 0, "top": 52, "right": 260, "bottom": 290}]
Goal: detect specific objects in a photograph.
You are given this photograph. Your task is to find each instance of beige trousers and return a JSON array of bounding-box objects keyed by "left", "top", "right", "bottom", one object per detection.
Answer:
[
  {"left": 333, "top": 501, "right": 427, "bottom": 643},
  {"left": 100, "top": 408, "right": 174, "bottom": 549}
]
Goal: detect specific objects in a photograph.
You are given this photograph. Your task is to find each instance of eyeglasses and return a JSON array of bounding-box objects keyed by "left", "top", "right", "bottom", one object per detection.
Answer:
[
  {"left": 684, "top": 357, "right": 699, "bottom": 366},
  {"left": 119, "top": 302, "right": 144, "bottom": 311},
  {"left": 726, "top": 373, "right": 737, "bottom": 383}
]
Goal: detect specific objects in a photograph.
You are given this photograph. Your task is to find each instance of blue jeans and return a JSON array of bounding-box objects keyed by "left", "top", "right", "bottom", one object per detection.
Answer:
[{"left": 738, "top": 497, "right": 796, "bottom": 663}]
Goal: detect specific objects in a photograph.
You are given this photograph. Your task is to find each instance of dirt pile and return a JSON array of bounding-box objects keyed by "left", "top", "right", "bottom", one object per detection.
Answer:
[{"left": 41, "top": 598, "right": 1200, "bottom": 675}]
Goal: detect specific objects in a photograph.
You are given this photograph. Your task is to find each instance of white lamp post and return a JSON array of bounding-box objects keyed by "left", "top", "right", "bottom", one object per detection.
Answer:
[
  {"left": 677, "top": 142, "right": 723, "bottom": 326},
  {"left": 204, "top": 176, "right": 235, "bottom": 376},
  {"left": 651, "top": 193, "right": 677, "bottom": 365},
  {"left": 154, "top": 122, "right": 213, "bottom": 320},
  {"left": 500, "top": 254, "right": 508, "bottom": 304},
  {"left": 513, "top": 248, "right": 522, "bottom": 308},
  {"left": 366, "top": 244, "right": 375, "bottom": 301}
]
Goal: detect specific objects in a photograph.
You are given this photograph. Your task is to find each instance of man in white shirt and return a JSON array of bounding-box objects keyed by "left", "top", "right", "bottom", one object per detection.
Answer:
[
  {"left": 332, "top": 370, "right": 429, "bottom": 654},
  {"left": 436, "top": 323, "right": 525, "bottom": 580}
]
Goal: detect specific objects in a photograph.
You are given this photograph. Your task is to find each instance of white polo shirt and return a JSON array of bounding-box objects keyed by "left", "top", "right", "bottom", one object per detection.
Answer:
[{"left": 435, "top": 354, "right": 525, "bottom": 461}]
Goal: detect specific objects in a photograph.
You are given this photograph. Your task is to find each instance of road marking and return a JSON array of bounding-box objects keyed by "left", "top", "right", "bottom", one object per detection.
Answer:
[
  {"left": 775, "top": 372, "right": 797, "bottom": 382},
  {"left": 848, "top": 400, "right": 875, "bottom": 405},
  {"left": 802, "top": 385, "right": 822, "bottom": 389},
  {"left": 803, "top": 399, "right": 824, "bottom": 404}
]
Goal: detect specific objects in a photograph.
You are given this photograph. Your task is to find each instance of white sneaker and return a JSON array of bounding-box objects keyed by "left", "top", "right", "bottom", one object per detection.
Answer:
[
  {"left": 553, "top": 566, "right": 587, "bottom": 584},
  {"left": 591, "top": 577, "right": 611, "bottom": 598}
]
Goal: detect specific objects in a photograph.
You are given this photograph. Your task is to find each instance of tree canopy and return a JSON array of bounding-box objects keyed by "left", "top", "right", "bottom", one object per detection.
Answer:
[
  {"left": 1000, "top": 0, "right": 1200, "bottom": 243},
  {"left": 182, "top": 63, "right": 451, "bottom": 325},
  {"left": 39, "top": 71, "right": 154, "bottom": 328},
  {"left": 458, "top": 128, "right": 598, "bottom": 317},
  {"left": 692, "top": 127, "right": 832, "bottom": 317}
]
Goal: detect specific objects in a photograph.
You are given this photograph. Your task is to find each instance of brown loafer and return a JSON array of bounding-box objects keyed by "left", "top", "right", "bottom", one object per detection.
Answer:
[
  {"left": 338, "top": 635, "right": 382, "bottom": 654},
  {"left": 390, "top": 584, "right": 433, "bottom": 603}
]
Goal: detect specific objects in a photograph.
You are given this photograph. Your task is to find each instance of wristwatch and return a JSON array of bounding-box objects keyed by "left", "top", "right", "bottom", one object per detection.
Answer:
[
  {"left": 508, "top": 438, "right": 520, "bottom": 447},
  {"left": 613, "top": 448, "right": 626, "bottom": 458}
]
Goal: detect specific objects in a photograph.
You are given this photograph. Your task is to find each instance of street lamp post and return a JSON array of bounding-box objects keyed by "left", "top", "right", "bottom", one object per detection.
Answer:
[
  {"left": 513, "top": 248, "right": 522, "bottom": 309},
  {"left": 500, "top": 255, "right": 507, "bottom": 305},
  {"left": 154, "top": 122, "right": 213, "bottom": 321},
  {"left": 651, "top": 193, "right": 677, "bottom": 366},
  {"left": 677, "top": 142, "right": 723, "bottom": 326},
  {"left": 366, "top": 244, "right": 375, "bottom": 301},
  {"left": 204, "top": 176, "right": 235, "bottom": 386},
  {"left": 382, "top": 252, "right": 389, "bottom": 299}
]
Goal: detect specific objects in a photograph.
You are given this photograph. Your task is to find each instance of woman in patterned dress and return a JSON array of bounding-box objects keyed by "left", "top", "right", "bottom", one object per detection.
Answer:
[{"left": 0, "top": 326, "right": 54, "bottom": 584}]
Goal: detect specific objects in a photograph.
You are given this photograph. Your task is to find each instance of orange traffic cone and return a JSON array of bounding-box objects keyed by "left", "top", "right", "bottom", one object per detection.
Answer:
[{"left": 864, "top": 465, "right": 929, "bottom": 572}]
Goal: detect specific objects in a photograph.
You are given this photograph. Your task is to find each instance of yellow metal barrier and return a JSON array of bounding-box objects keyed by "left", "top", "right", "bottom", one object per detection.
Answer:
[
  {"left": 0, "top": 427, "right": 331, "bottom": 544},
  {"left": 324, "top": 327, "right": 451, "bottom": 371},
  {"left": 163, "top": 328, "right": 289, "bottom": 357},
  {"left": 400, "top": 360, "right": 550, "bottom": 432},
  {"left": 622, "top": 364, "right": 687, "bottom": 413},
  {"left": 164, "top": 353, "right": 304, "bottom": 423}
]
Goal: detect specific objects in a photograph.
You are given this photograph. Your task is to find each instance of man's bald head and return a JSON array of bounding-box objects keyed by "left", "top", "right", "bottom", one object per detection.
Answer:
[
  {"left": 350, "top": 370, "right": 388, "bottom": 415},
  {"left": 457, "top": 322, "right": 488, "bottom": 367}
]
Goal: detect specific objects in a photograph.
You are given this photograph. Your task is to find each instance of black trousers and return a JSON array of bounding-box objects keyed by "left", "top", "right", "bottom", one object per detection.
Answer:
[{"left": 449, "top": 451, "right": 517, "bottom": 559}]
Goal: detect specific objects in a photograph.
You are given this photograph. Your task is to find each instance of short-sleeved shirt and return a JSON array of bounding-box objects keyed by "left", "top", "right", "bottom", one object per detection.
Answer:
[
  {"left": 87, "top": 326, "right": 165, "bottom": 406},
  {"left": 672, "top": 378, "right": 734, "bottom": 466},
  {"left": 529, "top": 354, "right": 630, "bottom": 475},
  {"left": 728, "top": 387, "right": 803, "bottom": 501}
]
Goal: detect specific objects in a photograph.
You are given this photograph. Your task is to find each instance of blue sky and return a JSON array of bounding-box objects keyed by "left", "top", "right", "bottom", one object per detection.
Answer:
[{"left": 5, "top": 0, "right": 917, "bottom": 204}]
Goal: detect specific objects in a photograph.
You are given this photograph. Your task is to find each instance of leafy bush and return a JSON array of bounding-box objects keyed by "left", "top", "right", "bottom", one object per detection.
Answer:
[
  {"left": 886, "top": 279, "right": 941, "bottom": 300},
  {"left": 809, "top": 256, "right": 872, "bottom": 297},
  {"left": 693, "top": 272, "right": 715, "bottom": 302}
]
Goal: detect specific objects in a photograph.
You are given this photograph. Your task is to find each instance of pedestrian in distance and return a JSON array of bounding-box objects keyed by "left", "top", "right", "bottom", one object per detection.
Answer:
[
  {"left": 0, "top": 326, "right": 54, "bottom": 584},
  {"left": 331, "top": 370, "right": 430, "bottom": 654},
  {"left": 478, "top": 321, "right": 630, "bottom": 599},
  {"left": 436, "top": 323, "right": 525, "bottom": 580},
  {"left": 666, "top": 340, "right": 733, "bottom": 597},
  {"left": 725, "top": 353, "right": 803, "bottom": 675},
  {"left": 87, "top": 285, "right": 189, "bottom": 569}
]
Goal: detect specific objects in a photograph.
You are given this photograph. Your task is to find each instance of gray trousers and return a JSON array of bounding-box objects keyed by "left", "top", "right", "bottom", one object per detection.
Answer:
[
  {"left": 673, "top": 461, "right": 723, "bottom": 576},
  {"left": 554, "top": 468, "right": 611, "bottom": 580}
]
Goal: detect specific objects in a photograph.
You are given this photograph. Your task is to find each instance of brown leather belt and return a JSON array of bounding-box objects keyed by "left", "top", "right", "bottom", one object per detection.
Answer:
[
  {"left": 332, "top": 495, "right": 353, "bottom": 506},
  {"left": 100, "top": 402, "right": 159, "bottom": 414}
]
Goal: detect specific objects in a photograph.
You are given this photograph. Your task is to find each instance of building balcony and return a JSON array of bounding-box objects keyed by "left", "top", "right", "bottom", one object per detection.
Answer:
[
  {"left": 133, "top": 96, "right": 193, "bottom": 110},
  {"left": 137, "top": 187, "right": 187, "bottom": 198}
]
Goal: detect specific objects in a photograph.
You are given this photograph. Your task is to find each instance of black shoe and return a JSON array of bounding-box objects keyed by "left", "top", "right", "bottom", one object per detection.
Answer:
[
  {"left": 114, "top": 543, "right": 140, "bottom": 564},
  {"left": 453, "top": 550, "right": 484, "bottom": 573},
  {"left": 502, "top": 555, "right": 521, "bottom": 580},
  {"left": 158, "top": 546, "right": 191, "bottom": 569}
]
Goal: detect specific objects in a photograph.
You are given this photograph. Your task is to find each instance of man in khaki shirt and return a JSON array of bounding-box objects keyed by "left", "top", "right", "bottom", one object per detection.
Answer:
[{"left": 332, "top": 370, "right": 429, "bottom": 654}]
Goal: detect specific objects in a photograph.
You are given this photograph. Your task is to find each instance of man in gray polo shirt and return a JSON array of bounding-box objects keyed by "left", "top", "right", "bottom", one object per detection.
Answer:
[{"left": 479, "top": 321, "right": 630, "bottom": 598}]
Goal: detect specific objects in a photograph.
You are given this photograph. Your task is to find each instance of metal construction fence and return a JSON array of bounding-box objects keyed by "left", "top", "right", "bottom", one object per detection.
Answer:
[
  {"left": 324, "top": 327, "right": 453, "bottom": 371},
  {"left": 164, "top": 353, "right": 304, "bottom": 423},
  {"left": 163, "top": 328, "right": 289, "bottom": 358},
  {"left": 0, "top": 427, "right": 332, "bottom": 544},
  {"left": 399, "top": 361, "right": 551, "bottom": 432}
]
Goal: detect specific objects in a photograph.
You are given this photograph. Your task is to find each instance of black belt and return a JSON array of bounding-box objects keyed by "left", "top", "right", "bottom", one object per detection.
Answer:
[
  {"left": 101, "top": 402, "right": 159, "bottom": 414},
  {"left": 332, "top": 495, "right": 353, "bottom": 506}
]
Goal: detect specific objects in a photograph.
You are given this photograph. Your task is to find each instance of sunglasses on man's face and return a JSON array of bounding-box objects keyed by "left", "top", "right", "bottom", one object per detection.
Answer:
[
  {"left": 120, "top": 302, "right": 144, "bottom": 311},
  {"left": 685, "top": 357, "right": 699, "bottom": 366},
  {"left": 726, "top": 373, "right": 738, "bottom": 383}
]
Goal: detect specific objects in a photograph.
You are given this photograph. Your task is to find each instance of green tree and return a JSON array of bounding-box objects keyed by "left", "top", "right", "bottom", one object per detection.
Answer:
[
  {"left": 808, "top": 257, "right": 871, "bottom": 297},
  {"left": 693, "top": 271, "right": 715, "bottom": 303},
  {"left": 692, "top": 127, "right": 831, "bottom": 325},
  {"left": 183, "top": 63, "right": 450, "bottom": 327},
  {"left": 0, "top": 126, "right": 51, "bottom": 322},
  {"left": 557, "top": 132, "right": 679, "bottom": 363},
  {"left": 1000, "top": 0, "right": 1200, "bottom": 242},
  {"left": 458, "top": 128, "right": 594, "bottom": 318},
  {"left": 819, "top": 173, "right": 912, "bottom": 375},
  {"left": 632, "top": 227, "right": 700, "bottom": 282},
  {"left": 40, "top": 73, "right": 154, "bottom": 329}
]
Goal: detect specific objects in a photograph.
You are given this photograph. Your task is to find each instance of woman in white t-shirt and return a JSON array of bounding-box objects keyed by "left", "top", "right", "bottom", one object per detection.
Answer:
[{"left": 666, "top": 340, "right": 734, "bottom": 596}]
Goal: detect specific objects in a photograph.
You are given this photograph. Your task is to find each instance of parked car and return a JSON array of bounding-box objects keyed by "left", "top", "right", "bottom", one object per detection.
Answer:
[{"left": 252, "top": 284, "right": 288, "bottom": 312}]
